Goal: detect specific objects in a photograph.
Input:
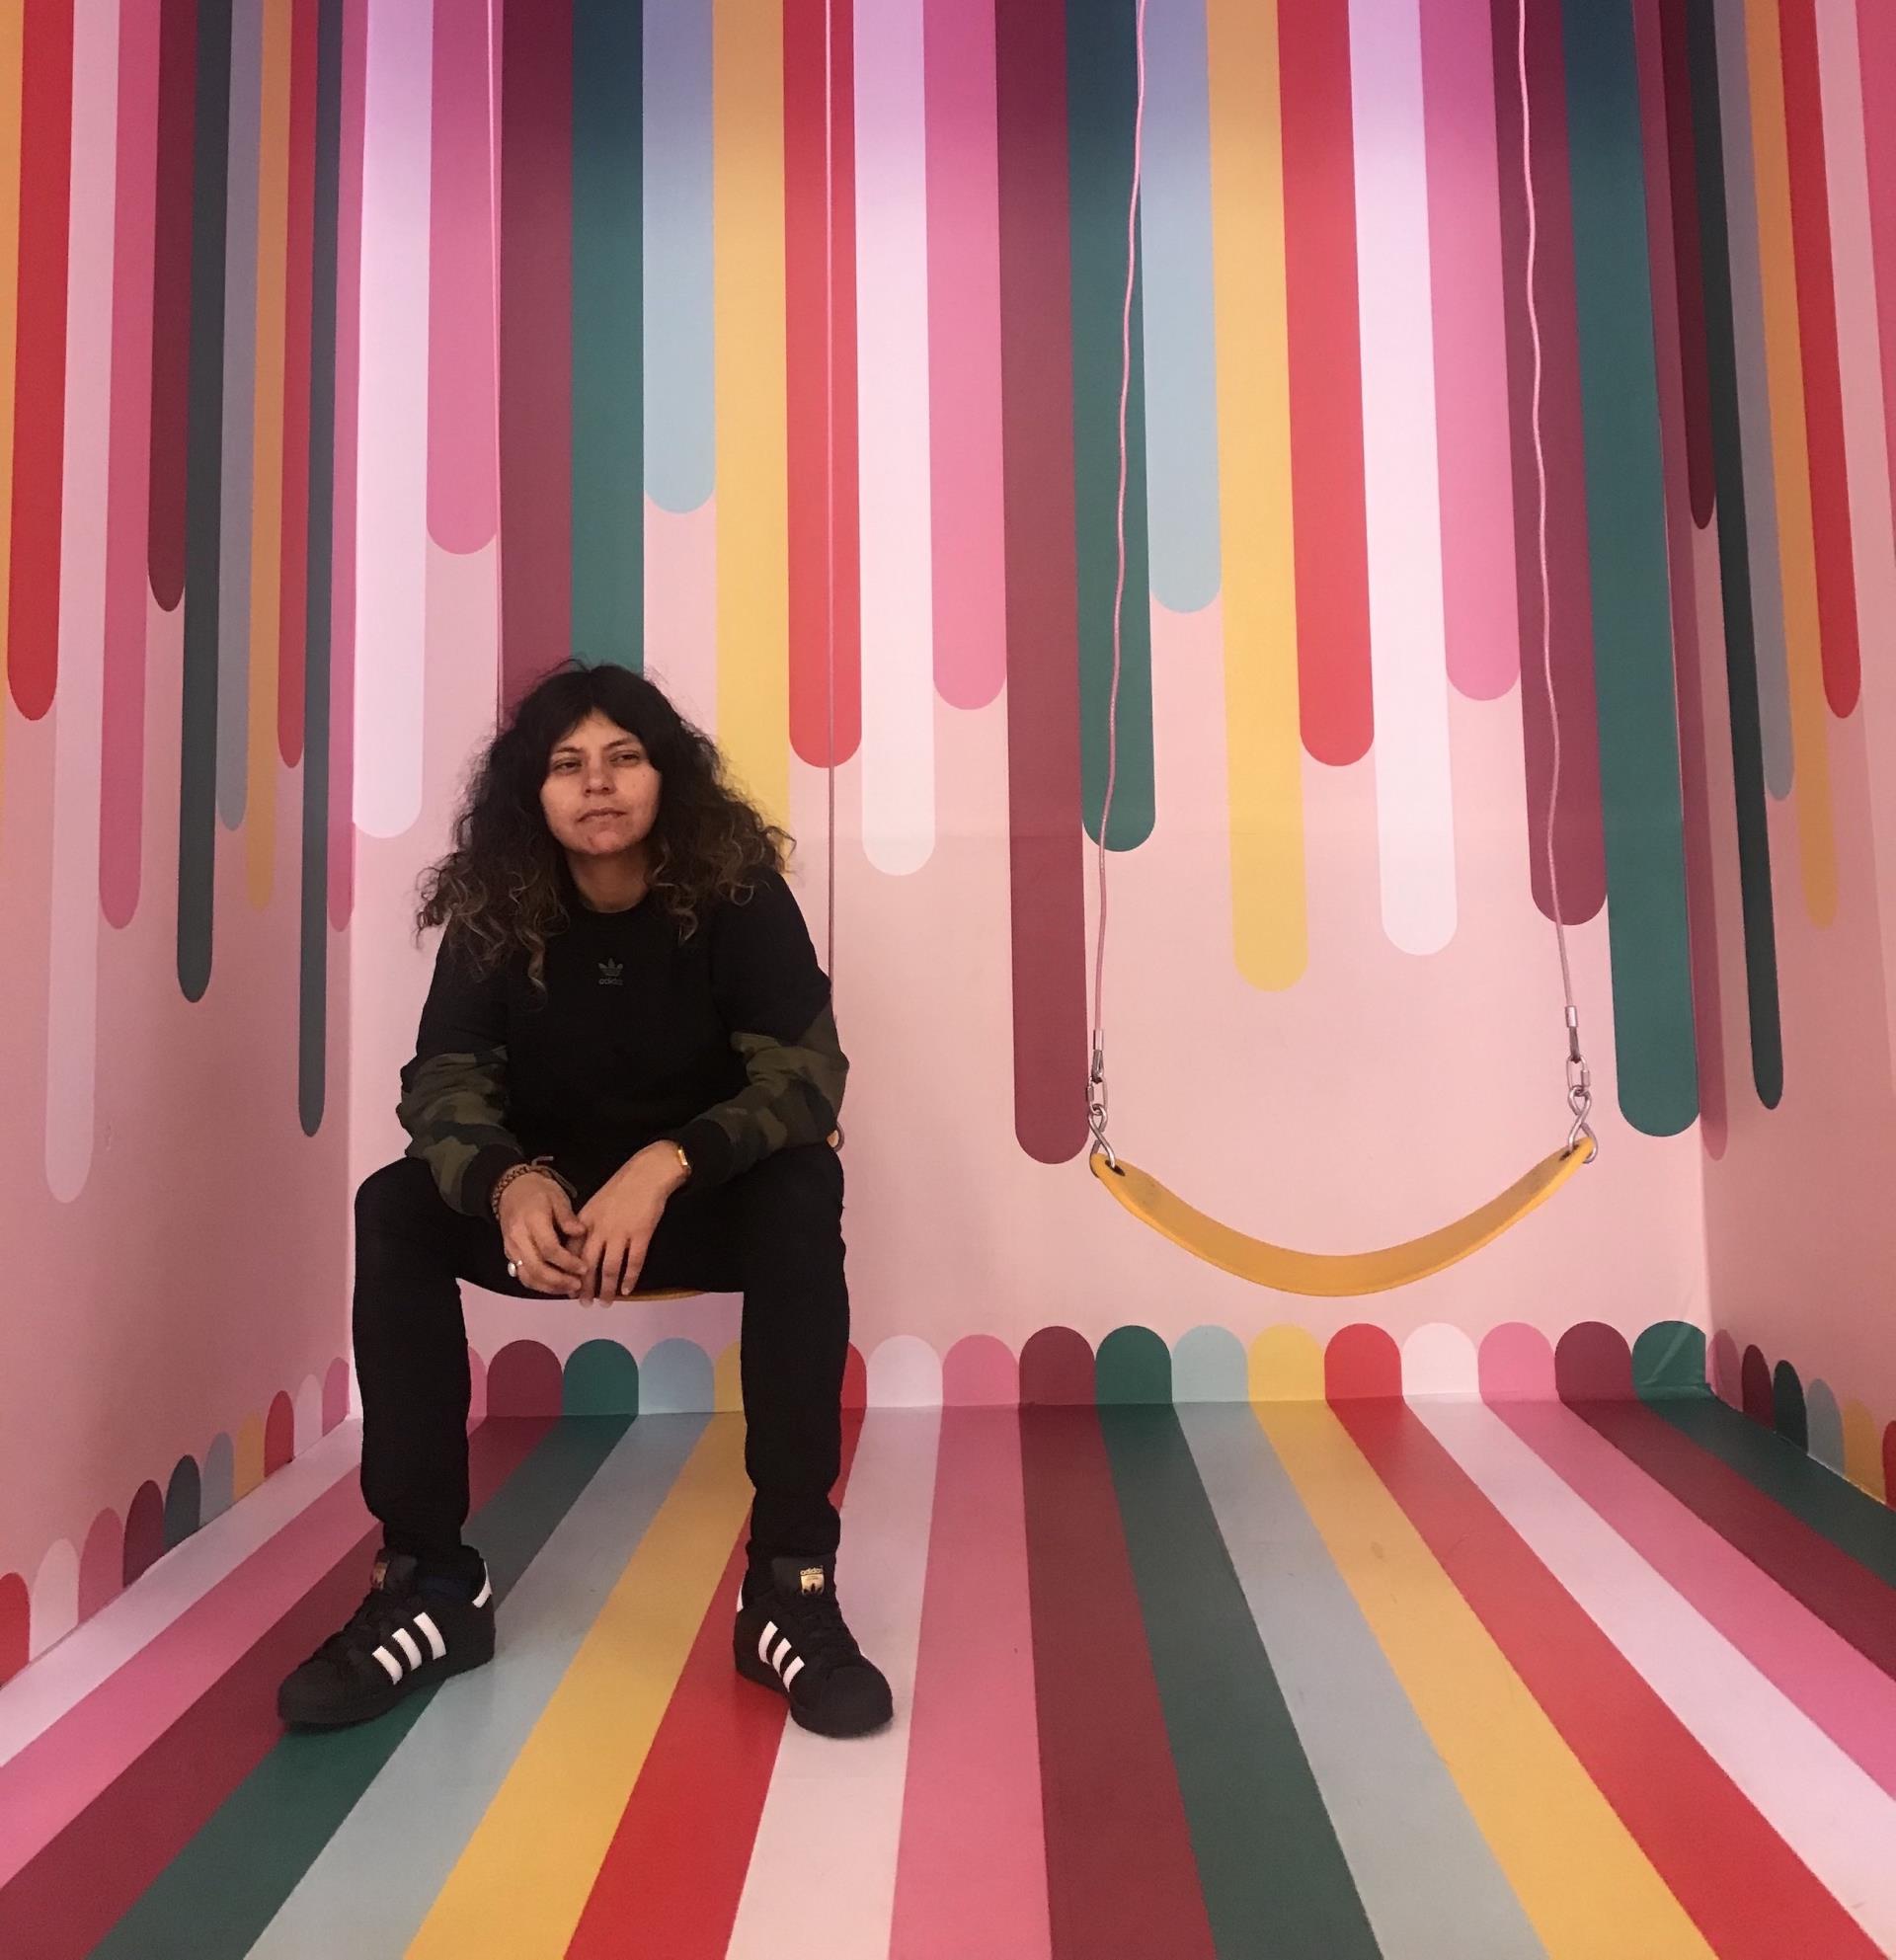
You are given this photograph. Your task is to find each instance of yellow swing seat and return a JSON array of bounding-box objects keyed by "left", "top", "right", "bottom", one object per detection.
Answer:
[{"left": 1087, "top": 1134, "right": 1596, "bottom": 1298}]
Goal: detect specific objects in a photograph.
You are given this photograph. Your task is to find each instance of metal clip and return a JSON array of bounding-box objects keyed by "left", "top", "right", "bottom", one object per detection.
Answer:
[{"left": 1087, "top": 1035, "right": 1118, "bottom": 1170}]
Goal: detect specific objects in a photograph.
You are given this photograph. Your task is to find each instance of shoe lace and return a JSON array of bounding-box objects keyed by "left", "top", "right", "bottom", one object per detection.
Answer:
[
  {"left": 312, "top": 1586, "right": 411, "bottom": 1669},
  {"left": 786, "top": 1585, "right": 861, "bottom": 1670}
]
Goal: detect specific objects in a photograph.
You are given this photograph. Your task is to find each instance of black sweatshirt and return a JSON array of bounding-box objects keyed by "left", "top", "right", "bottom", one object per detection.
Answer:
[{"left": 396, "top": 870, "right": 847, "bottom": 1214}]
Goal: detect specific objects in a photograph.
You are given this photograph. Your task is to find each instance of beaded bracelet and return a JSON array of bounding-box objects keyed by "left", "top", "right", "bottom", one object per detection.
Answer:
[{"left": 489, "top": 1157, "right": 560, "bottom": 1218}]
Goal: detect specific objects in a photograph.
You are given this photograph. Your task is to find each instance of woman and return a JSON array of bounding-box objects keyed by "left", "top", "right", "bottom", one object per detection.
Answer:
[{"left": 278, "top": 664, "right": 890, "bottom": 1740}]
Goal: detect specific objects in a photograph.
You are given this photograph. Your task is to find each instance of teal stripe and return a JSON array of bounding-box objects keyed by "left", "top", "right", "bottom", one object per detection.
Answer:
[
  {"left": 91, "top": 1416, "right": 634, "bottom": 1959},
  {"left": 1686, "top": 0, "right": 1782, "bottom": 1106},
  {"left": 1711, "top": 0, "right": 1792, "bottom": 799},
  {"left": 1561, "top": 0, "right": 1698, "bottom": 1137},
  {"left": 642, "top": 0, "right": 712, "bottom": 513},
  {"left": 1180, "top": 1404, "right": 1545, "bottom": 1960},
  {"left": 1138, "top": 0, "right": 1218, "bottom": 613},
  {"left": 1097, "top": 1333, "right": 1377, "bottom": 1957},
  {"left": 573, "top": 0, "right": 644, "bottom": 667},
  {"left": 1644, "top": 1392, "right": 1896, "bottom": 1589},
  {"left": 297, "top": 0, "right": 344, "bottom": 1137},
  {"left": 249, "top": 1413, "right": 708, "bottom": 1955},
  {"left": 1067, "top": 0, "right": 1155, "bottom": 851}
]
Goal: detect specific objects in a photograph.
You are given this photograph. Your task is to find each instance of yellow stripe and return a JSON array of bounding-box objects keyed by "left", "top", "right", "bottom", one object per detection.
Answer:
[
  {"left": 1842, "top": 1398, "right": 1886, "bottom": 1503},
  {"left": 1206, "top": 0, "right": 1304, "bottom": 990},
  {"left": 0, "top": 1, "right": 24, "bottom": 818},
  {"left": 408, "top": 1418, "right": 752, "bottom": 1958},
  {"left": 233, "top": 1413, "right": 267, "bottom": 1499},
  {"left": 247, "top": 0, "right": 291, "bottom": 908},
  {"left": 1744, "top": 0, "right": 1837, "bottom": 926},
  {"left": 1249, "top": 1332, "right": 1714, "bottom": 1958},
  {"left": 712, "top": 0, "right": 788, "bottom": 828},
  {"left": 713, "top": 1339, "right": 743, "bottom": 1412}
]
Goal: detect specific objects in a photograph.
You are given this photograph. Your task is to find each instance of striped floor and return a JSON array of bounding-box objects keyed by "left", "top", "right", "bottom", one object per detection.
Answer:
[{"left": 4, "top": 1328, "right": 1896, "bottom": 1956}]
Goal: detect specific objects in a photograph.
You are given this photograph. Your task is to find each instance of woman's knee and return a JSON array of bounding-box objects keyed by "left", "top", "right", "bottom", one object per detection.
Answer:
[
  {"left": 734, "top": 1143, "right": 843, "bottom": 1228},
  {"left": 355, "top": 1155, "right": 447, "bottom": 1239}
]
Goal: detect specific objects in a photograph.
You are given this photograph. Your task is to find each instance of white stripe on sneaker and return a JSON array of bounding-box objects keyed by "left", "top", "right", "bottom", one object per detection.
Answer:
[
  {"left": 371, "top": 1644, "right": 404, "bottom": 1686},
  {"left": 472, "top": 1573, "right": 493, "bottom": 1609},
  {"left": 781, "top": 1656, "right": 805, "bottom": 1690},
  {"left": 413, "top": 1610, "right": 447, "bottom": 1662},
  {"left": 393, "top": 1627, "right": 424, "bottom": 1673},
  {"left": 758, "top": 1621, "right": 778, "bottom": 1665},
  {"left": 770, "top": 1636, "right": 792, "bottom": 1676}
]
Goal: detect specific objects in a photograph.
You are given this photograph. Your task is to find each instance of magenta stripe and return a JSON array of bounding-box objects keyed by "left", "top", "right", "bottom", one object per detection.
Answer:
[
  {"left": 427, "top": 0, "right": 496, "bottom": 553},
  {"left": 1633, "top": 0, "right": 1725, "bottom": 1150},
  {"left": 0, "top": 1466, "right": 371, "bottom": 1890},
  {"left": 1495, "top": 1395, "right": 1896, "bottom": 1801},
  {"left": 1861, "top": 0, "right": 1896, "bottom": 529},
  {"left": 99, "top": 0, "right": 162, "bottom": 930},
  {"left": 1420, "top": 0, "right": 1517, "bottom": 701},
  {"left": 922, "top": 0, "right": 1006, "bottom": 712},
  {"left": 891, "top": 1407, "right": 1051, "bottom": 1958}
]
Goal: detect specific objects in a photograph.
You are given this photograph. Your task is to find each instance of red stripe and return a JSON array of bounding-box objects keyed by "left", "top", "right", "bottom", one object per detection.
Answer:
[
  {"left": 1018, "top": 1330, "right": 1216, "bottom": 1960},
  {"left": 1657, "top": 0, "right": 1714, "bottom": 529},
  {"left": 1633, "top": 0, "right": 1726, "bottom": 1152},
  {"left": 1278, "top": 1, "right": 1371, "bottom": 767},
  {"left": 783, "top": 0, "right": 861, "bottom": 769},
  {"left": 568, "top": 1416, "right": 864, "bottom": 1958},
  {"left": 1490, "top": 0, "right": 1605, "bottom": 925},
  {"left": 278, "top": 0, "right": 317, "bottom": 766},
  {"left": 7, "top": 0, "right": 75, "bottom": 721},
  {"left": 327, "top": 0, "right": 367, "bottom": 927},
  {"left": 0, "top": 1421, "right": 547, "bottom": 1958},
  {"left": 147, "top": 0, "right": 197, "bottom": 617},
  {"left": 497, "top": 0, "right": 573, "bottom": 709},
  {"left": 1571, "top": 1395, "right": 1896, "bottom": 1684},
  {"left": 1778, "top": 0, "right": 1860, "bottom": 718},
  {"left": 995, "top": 0, "right": 1086, "bottom": 1167},
  {"left": 1336, "top": 1395, "right": 1879, "bottom": 1960}
]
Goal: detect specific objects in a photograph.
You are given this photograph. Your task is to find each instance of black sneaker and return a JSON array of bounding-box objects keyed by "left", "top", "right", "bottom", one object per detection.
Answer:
[
  {"left": 734, "top": 1555, "right": 893, "bottom": 1739},
  {"left": 277, "top": 1550, "right": 496, "bottom": 1729}
]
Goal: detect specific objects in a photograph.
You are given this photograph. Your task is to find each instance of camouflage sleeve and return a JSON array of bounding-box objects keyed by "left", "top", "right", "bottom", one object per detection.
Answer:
[
  {"left": 673, "top": 872, "right": 847, "bottom": 1189},
  {"left": 396, "top": 933, "right": 526, "bottom": 1216},
  {"left": 674, "top": 1003, "right": 848, "bottom": 1189}
]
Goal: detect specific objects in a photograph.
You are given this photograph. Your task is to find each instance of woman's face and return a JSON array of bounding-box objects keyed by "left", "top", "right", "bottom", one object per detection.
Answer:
[{"left": 539, "top": 712, "right": 663, "bottom": 862}]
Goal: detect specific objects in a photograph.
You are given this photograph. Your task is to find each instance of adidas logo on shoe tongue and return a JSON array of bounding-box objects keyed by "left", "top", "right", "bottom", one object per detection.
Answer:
[{"left": 799, "top": 1565, "right": 826, "bottom": 1596}]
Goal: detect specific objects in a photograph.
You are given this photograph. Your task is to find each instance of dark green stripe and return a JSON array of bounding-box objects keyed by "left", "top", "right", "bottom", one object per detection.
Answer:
[
  {"left": 1067, "top": 0, "right": 1153, "bottom": 852},
  {"left": 1562, "top": 0, "right": 1698, "bottom": 1137},
  {"left": 178, "top": 0, "right": 235, "bottom": 1003},
  {"left": 298, "top": 0, "right": 344, "bottom": 1137},
  {"left": 91, "top": 1417, "right": 635, "bottom": 1959},
  {"left": 1645, "top": 1392, "right": 1896, "bottom": 1589},
  {"left": 572, "top": 0, "right": 643, "bottom": 670},
  {"left": 1630, "top": 1319, "right": 1707, "bottom": 1399},
  {"left": 1098, "top": 1333, "right": 1378, "bottom": 1957},
  {"left": 1685, "top": 0, "right": 1783, "bottom": 1106}
]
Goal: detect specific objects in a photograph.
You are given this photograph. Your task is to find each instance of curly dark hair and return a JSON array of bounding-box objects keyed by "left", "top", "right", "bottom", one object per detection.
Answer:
[{"left": 417, "top": 662, "right": 790, "bottom": 985}]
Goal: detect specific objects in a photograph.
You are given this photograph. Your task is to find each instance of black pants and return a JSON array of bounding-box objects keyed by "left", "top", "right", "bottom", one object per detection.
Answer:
[{"left": 353, "top": 1143, "right": 849, "bottom": 1567}]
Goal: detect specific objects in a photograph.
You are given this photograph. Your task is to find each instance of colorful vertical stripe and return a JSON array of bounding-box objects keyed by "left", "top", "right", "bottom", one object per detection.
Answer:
[
  {"left": 1280, "top": 0, "right": 1373, "bottom": 768},
  {"left": 1068, "top": 0, "right": 1153, "bottom": 853},
  {"left": 997, "top": 0, "right": 1086, "bottom": 1164},
  {"left": 353, "top": 0, "right": 431, "bottom": 838},
  {"left": 1562, "top": 0, "right": 1698, "bottom": 1137},
  {"left": 497, "top": 0, "right": 573, "bottom": 707},
  {"left": 711, "top": 0, "right": 788, "bottom": 825},
  {"left": 853, "top": 0, "right": 935, "bottom": 874},
  {"left": 1207, "top": 0, "right": 1305, "bottom": 991},
  {"left": 571, "top": 0, "right": 642, "bottom": 671},
  {"left": 1353, "top": 0, "right": 1456, "bottom": 959}
]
